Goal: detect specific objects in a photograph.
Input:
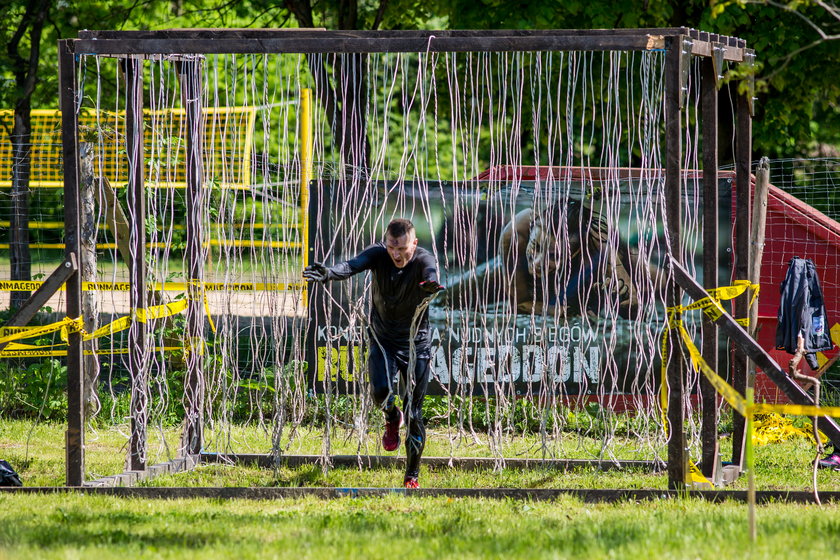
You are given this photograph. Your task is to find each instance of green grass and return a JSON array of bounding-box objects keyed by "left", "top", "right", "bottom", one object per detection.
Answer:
[
  {"left": 0, "top": 493, "right": 838, "bottom": 559},
  {"left": 2, "top": 419, "right": 839, "bottom": 493},
  {"left": 1, "top": 419, "right": 840, "bottom": 558},
  {"left": 0, "top": 420, "right": 181, "bottom": 486}
]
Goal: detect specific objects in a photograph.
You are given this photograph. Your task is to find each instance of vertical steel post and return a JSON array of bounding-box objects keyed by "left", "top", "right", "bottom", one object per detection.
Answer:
[
  {"left": 125, "top": 58, "right": 148, "bottom": 472},
  {"left": 59, "top": 39, "right": 85, "bottom": 487},
  {"left": 300, "top": 88, "right": 313, "bottom": 304},
  {"left": 665, "top": 35, "right": 687, "bottom": 489},
  {"left": 700, "top": 55, "right": 720, "bottom": 479},
  {"left": 177, "top": 59, "right": 206, "bottom": 457}
]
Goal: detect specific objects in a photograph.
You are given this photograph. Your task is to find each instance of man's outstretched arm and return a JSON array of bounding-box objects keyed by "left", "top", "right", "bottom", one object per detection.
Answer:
[{"left": 303, "top": 246, "right": 380, "bottom": 283}]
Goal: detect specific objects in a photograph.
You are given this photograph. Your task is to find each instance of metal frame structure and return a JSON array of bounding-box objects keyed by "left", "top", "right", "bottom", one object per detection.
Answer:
[{"left": 58, "top": 27, "right": 771, "bottom": 490}]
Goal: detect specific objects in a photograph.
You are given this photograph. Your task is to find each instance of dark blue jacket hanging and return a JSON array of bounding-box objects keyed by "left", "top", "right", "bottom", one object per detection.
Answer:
[{"left": 775, "top": 257, "right": 834, "bottom": 370}]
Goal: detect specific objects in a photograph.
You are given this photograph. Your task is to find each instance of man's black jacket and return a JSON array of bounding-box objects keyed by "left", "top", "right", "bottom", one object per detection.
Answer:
[{"left": 775, "top": 257, "right": 833, "bottom": 369}]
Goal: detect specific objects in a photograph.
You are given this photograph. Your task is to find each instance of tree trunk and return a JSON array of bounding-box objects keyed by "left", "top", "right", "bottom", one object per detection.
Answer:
[
  {"left": 336, "top": 53, "right": 370, "bottom": 175},
  {"left": 307, "top": 53, "right": 370, "bottom": 175},
  {"left": 284, "top": 0, "right": 371, "bottom": 173},
  {"left": 7, "top": 0, "right": 50, "bottom": 310},
  {"left": 79, "top": 143, "right": 100, "bottom": 418},
  {"left": 9, "top": 105, "right": 33, "bottom": 311}
]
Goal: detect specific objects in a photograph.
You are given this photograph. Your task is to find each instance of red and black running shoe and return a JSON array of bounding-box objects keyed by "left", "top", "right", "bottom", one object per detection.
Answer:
[
  {"left": 382, "top": 409, "right": 403, "bottom": 452},
  {"left": 403, "top": 476, "right": 420, "bottom": 489},
  {"left": 818, "top": 453, "right": 840, "bottom": 471}
]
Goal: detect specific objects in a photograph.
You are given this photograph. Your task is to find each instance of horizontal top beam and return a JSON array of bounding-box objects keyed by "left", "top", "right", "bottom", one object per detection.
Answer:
[
  {"left": 70, "top": 28, "right": 747, "bottom": 60},
  {"left": 77, "top": 27, "right": 745, "bottom": 46}
]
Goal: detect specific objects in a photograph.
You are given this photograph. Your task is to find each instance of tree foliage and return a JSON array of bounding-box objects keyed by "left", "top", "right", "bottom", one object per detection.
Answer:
[
  {"left": 1, "top": 0, "right": 838, "bottom": 174},
  {"left": 447, "top": 0, "right": 840, "bottom": 159}
]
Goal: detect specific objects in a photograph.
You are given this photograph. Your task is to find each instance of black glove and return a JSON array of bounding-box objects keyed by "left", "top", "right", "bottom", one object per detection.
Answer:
[
  {"left": 419, "top": 280, "right": 445, "bottom": 294},
  {"left": 303, "top": 262, "right": 333, "bottom": 283}
]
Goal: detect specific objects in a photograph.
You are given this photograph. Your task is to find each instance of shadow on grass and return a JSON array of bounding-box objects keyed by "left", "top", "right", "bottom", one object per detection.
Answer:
[
  {"left": 272, "top": 464, "right": 324, "bottom": 487},
  {"left": 13, "top": 521, "right": 226, "bottom": 549}
]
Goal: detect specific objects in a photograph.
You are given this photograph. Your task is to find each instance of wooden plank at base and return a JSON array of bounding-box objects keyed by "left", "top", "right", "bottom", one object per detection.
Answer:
[
  {"left": 200, "top": 453, "right": 664, "bottom": 472},
  {"left": 1, "top": 485, "right": 837, "bottom": 504},
  {"left": 669, "top": 258, "right": 840, "bottom": 447}
]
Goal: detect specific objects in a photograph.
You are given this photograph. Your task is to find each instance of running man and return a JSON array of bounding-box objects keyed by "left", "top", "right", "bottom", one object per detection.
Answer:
[{"left": 303, "top": 218, "right": 444, "bottom": 488}]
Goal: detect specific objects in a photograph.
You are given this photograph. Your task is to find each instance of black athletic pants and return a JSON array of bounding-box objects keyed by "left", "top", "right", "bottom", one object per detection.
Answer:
[{"left": 368, "top": 341, "right": 430, "bottom": 479}]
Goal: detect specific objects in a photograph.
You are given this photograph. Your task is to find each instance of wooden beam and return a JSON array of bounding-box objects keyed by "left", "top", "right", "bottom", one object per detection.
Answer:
[
  {"left": 700, "top": 56, "right": 720, "bottom": 480},
  {"left": 69, "top": 29, "right": 747, "bottom": 60},
  {"left": 70, "top": 35, "right": 682, "bottom": 56},
  {"left": 78, "top": 28, "right": 697, "bottom": 40},
  {"left": 689, "top": 40, "right": 745, "bottom": 63},
  {"left": 124, "top": 58, "right": 148, "bottom": 472},
  {"left": 59, "top": 39, "right": 85, "bottom": 488},
  {"left": 669, "top": 258, "right": 840, "bottom": 448},
  {"left": 1, "top": 486, "right": 838, "bottom": 505},
  {"left": 730, "top": 88, "right": 753, "bottom": 469},
  {"left": 0, "top": 254, "right": 78, "bottom": 353},
  {"left": 664, "top": 35, "right": 687, "bottom": 490},
  {"left": 200, "top": 453, "right": 664, "bottom": 472},
  {"left": 177, "top": 59, "right": 206, "bottom": 457}
]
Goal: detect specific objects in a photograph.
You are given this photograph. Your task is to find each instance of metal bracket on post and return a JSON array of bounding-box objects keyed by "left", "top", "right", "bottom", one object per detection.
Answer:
[
  {"left": 679, "top": 36, "right": 694, "bottom": 108},
  {"left": 712, "top": 43, "right": 726, "bottom": 88},
  {"left": 744, "top": 49, "right": 757, "bottom": 116}
]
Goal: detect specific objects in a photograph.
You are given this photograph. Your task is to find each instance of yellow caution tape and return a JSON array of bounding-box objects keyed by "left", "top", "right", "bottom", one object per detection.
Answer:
[
  {"left": 660, "top": 280, "right": 760, "bottom": 424},
  {"left": 752, "top": 402, "right": 840, "bottom": 418},
  {"left": 84, "top": 299, "right": 189, "bottom": 341},
  {"left": 0, "top": 346, "right": 184, "bottom": 358},
  {"left": 707, "top": 280, "right": 753, "bottom": 301},
  {"left": 133, "top": 299, "right": 188, "bottom": 323},
  {"left": 0, "top": 317, "right": 83, "bottom": 347},
  {"left": 665, "top": 311, "right": 840, "bottom": 421},
  {"left": 0, "top": 349, "right": 73, "bottom": 358},
  {"left": 204, "top": 295, "right": 216, "bottom": 334},
  {"left": 0, "top": 326, "right": 35, "bottom": 337},
  {"left": 676, "top": 321, "right": 749, "bottom": 416},
  {"left": 2, "top": 339, "right": 73, "bottom": 351},
  {"left": 186, "top": 281, "right": 217, "bottom": 334},
  {"left": 0, "top": 280, "right": 305, "bottom": 292},
  {"left": 686, "top": 460, "right": 714, "bottom": 489},
  {"left": 0, "top": 280, "right": 45, "bottom": 291},
  {"left": 0, "top": 300, "right": 188, "bottom": 358},
  {"left": 752, "top": 412, "right": 826, "bottom": 446},
  {"left": 195, "top": 282, "right": 304, "bottom": 292}
]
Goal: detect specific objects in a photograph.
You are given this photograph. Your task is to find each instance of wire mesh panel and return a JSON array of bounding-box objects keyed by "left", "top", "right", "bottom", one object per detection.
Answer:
[{"left": 753, "top": 158, "right": 840, "bottom": 398}]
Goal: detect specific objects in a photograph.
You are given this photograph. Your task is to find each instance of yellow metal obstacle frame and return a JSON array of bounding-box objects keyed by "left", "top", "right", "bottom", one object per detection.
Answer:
[
  {"left": 0, "top": 106, "right": 256, "bottom": 189},
  {"left": 0, "top": 89, "right": 314, "bottom": 354},
  {"left": 0, "top": 89, "right": 313, "bottom": 257}
]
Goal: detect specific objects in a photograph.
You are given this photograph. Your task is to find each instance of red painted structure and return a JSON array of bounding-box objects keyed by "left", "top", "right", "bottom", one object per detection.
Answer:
[
  {"left": 478, "top": 165, "right": 840, "bottom": 405},
  {"left": 755, "top": 184, "right": 840, "bottom": 402}
]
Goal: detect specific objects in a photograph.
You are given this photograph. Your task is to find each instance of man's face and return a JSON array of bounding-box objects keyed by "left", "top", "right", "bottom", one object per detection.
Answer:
[{"left": 385, "top": 231, "right": 418, "bottom": 268}]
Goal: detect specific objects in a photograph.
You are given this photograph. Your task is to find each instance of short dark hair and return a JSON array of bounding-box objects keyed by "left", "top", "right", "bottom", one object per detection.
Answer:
[{"left": 385, "top": 218, "right": 415, "bottom": 239}]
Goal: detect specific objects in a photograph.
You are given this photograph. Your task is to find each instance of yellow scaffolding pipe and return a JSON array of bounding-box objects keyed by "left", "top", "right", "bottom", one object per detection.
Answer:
[{"left": 300, "top": 88, "right": 313, "bottom": 303}]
